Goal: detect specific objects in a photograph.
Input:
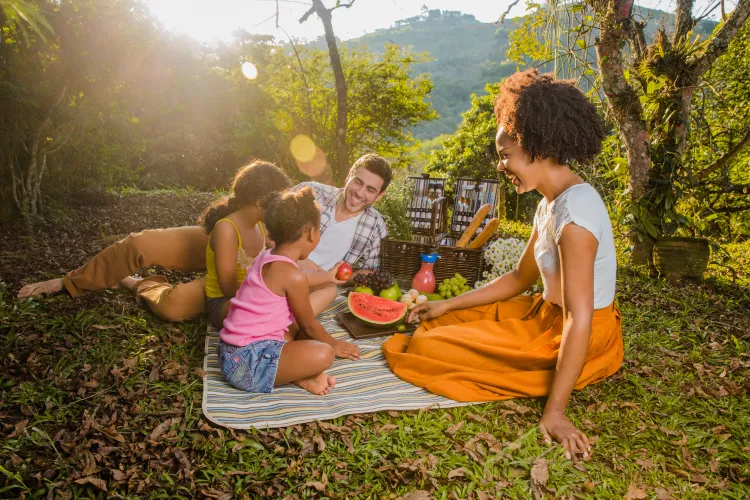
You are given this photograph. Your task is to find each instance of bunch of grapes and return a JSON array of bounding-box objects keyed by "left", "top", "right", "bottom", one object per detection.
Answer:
[
  {"left": 353, "top": 271, "right": 395, "bottom": 294},
  {"left": 438, "top": 273, "right": 471, "bottom": 299}
]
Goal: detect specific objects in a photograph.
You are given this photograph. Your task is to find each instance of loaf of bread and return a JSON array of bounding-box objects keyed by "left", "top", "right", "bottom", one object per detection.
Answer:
[
  {"left": 455, "top": 203, "right": 492, "bottom": 247},
  {"left": 468, "top": 218, "right": 500, "bottom": 249}
]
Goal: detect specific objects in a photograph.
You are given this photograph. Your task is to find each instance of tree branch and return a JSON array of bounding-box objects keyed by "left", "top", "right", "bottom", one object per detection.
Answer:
[
  {"left": 691, "top": 0, "right": 750, "bottom": 78},
  {"left": 703, "top": 204, "right": 750, "bottom": 214},
  {"left": 674, "top": 0, "right": 696, "bottom": 42},
  {"left": 299, "top": 5, "right": 316, "bottom": 23},
  {"left": 496, "top": 0, "right": 521, "bottom": 24},
  {"left": 696, "top": 127, "right": 750, "bottom": 180}
]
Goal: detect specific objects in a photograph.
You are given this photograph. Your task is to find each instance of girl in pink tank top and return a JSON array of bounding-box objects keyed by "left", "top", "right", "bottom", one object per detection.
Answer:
[{"left": 219, "top": 187, "right": 361, "bottom": 396}]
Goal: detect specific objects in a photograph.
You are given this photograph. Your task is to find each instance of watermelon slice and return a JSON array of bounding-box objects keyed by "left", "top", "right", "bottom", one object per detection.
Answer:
[{"left": 348, "top": 292, "right": 407, "bottom": 326}]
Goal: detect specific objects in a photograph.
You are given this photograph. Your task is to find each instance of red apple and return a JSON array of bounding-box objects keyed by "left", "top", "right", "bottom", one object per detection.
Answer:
[{"left": 336, "top": 262, "right": 353, "bottom": 281}]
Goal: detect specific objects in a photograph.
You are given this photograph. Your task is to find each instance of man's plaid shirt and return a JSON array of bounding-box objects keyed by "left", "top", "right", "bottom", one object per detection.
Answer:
[{"left": 294, "top": 182, "right": 387, "bottom": 270}]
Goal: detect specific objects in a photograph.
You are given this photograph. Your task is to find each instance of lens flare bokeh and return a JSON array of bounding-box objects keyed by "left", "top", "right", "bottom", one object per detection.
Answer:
[
  {"left": 289, "top": 134, "right": 316, "bottom": 163},
  {"left": 241, "top": 62, "right": 258, "bottom": 80},
  {"left": 296, "top": 147, "right": 327, "bottom": 178}
]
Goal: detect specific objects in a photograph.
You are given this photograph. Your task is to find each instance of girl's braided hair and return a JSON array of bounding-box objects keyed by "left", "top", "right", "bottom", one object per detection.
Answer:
[{"left": 199, "top": 160, "right": 291, "bottom": 232}]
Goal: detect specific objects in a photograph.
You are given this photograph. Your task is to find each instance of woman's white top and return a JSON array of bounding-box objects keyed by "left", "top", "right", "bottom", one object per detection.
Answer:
[{"left": 533, "top": 183, "right": 617, "bottom": 309}]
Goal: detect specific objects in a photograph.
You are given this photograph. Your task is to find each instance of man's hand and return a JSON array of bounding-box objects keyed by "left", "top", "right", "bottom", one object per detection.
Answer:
[
  {"left": 539, "top": 410, "right": 591, "bottom": 461},
  {"left": 333, "top": 339, "right": 361, "bottom": 360},
  {"left": 326, "top": 262, "right": 350, "bottom": 286},
  {"left": 407, "top": 300, "right": 450, "bottom": 323}
]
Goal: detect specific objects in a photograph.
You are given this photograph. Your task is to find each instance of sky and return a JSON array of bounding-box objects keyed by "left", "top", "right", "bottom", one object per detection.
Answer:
[{"left": 143, "top": 0, "right": 738, "bottom": 43}]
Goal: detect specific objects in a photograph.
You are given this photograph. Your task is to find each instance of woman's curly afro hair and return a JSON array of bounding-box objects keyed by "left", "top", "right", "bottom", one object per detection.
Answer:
[{"left": 494, "top": 69, "right": 605, "bottom": 165}]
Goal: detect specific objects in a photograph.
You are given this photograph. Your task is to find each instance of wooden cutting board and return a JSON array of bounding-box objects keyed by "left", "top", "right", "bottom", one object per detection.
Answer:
[{"left": 336, "top": 311, "right": 417, "bottom": 339}]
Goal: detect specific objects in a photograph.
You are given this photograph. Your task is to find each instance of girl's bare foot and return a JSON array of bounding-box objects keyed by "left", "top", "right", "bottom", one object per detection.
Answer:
[
  {"left": 294, "top": 373, "right": 336, "bottom": 395},
  {"left": 119, "top": 276, "right": 143, "bottom": 291},
  {"left": 17, "top": 278, "right": 64, "bottom": 299}
]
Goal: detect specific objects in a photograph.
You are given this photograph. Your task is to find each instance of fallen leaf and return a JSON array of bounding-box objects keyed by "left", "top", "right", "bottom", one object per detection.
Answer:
[
  {"left": 110, "top": 469, "right": 127, "bottom": 481},
  {"left": 174, "top": 449, "right": 192, "bottom": 476},
  {"left": 447, "top": 467, "right": 469, "bottom": 480},
  {"left": 303, "top": 481, "right": 325, "bottom": 492},
  {"left": 530, "top": 457, "right": 548, "bottom": 500},
  {"left": 636, "top": 458, "right": 655, "bottom": 469},
  {"left": 313, "top": 434, "right": 326, "bottom": 452},
  {"left": 341, "top": 435, "right": 355, "bottom": 454},
  {"left": 195, "top": 368, "right": 207, "bottom": 378},
  {"left": 7, "top": 419, "right": 29, "bottom": 439},
  {"left": 74, "top": 476, "right": 108, "bottom": 491},
  {"left": 624, "top": 483, "right": 647, "bottom": 499},
  {"left": 446, "top": 421, "right": 464, "bottom": 435},
  {"left": 502, "top": 400, "right": 533, "bottom": 415},
  {"left": 378, "top": 424, "right": 398, "bottom": 433},
  {"left": 468, "top": 414, "right": 489, "bottom": 424},
  {"left": 82, "top": 379, "right": 100, "bottom": 389},
  {"left": 148, "top": 417, "right": 181, "bottom": 443},
  {"left": 655, "top": 487, "right": 674, "bottom": 500},
  {"left": 397, "top": 491, "right": 432, "bottom": 500}
]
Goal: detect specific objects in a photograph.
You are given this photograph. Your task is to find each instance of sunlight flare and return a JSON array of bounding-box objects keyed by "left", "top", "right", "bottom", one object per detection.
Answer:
[
  {"left": 289, "top": 134, "right": 316, "bottom": 163},
  {"left": 241, "top": 61, "right": 258, "bottom": 80}
]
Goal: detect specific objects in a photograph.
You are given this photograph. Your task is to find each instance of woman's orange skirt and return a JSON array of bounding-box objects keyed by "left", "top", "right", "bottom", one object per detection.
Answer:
[{"left": 382, "top": 294, "right": 623, "bottom": 402}]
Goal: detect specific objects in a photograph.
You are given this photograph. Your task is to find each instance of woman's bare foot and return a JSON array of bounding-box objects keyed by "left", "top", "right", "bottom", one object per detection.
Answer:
[
  {"left": 119, "top": 276, "right": 143, "bottom": 291},
  {"left": 17, "top": 278, "right": 64, "bottom": 299},
  {"left": 294, "top": 373, "right": 336, "bottom": 395}
]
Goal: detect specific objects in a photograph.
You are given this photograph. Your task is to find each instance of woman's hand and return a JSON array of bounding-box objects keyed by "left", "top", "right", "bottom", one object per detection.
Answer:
[
  {"left": 333, "top": 339, "right": 361, "bottom": 360},
  {"left": 539, "top": 410, "right": 591, "bottom": 461},
  {"left": 408, "top": 300, "right": 450, "bottom": 323}
]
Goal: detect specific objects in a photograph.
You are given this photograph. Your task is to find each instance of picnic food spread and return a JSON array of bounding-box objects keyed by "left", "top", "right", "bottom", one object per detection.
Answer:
[{"left": 343, "top": 188, "right": 499, "bottom": 335}]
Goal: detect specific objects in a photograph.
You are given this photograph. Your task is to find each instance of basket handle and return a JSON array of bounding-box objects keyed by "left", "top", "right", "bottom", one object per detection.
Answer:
[{"left": 428, "top": 196, "right": 449, "bottom": 248}]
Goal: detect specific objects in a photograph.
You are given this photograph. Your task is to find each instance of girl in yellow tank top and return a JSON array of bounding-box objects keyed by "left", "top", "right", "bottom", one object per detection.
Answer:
[{"left": 198, "top": 161, "right": 292, "bottom": 328}]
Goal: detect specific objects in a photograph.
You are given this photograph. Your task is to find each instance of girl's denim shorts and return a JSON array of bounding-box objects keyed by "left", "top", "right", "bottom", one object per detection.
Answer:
[{"left": 218, "top": 339, "right": 285, "bottom": 393}]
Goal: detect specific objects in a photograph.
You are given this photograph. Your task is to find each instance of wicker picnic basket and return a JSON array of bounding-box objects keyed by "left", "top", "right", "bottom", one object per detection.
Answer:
[{"left": 379, "top": 196, "right": 486, "bottom": 288}]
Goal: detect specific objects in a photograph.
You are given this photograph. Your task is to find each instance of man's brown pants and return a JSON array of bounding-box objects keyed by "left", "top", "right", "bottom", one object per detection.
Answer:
[{"left": 63, "top": 226, "right": 209, "bottom": 321}]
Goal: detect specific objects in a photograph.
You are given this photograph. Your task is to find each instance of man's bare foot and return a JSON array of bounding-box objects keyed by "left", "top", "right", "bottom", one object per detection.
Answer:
[
  {"left": 294, "top": 374, "right": 336, "bottom": 395},
  {"left": 119, "top": 276, "right": 143, "bottom": 291},
  {"left": 18, "top": 278, "right": 64, "bottom": 299}
]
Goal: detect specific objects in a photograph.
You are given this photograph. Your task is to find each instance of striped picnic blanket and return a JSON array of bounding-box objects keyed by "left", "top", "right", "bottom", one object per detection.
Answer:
[{"left": 201, "top": 295, "right": 471, "bottom": 429}]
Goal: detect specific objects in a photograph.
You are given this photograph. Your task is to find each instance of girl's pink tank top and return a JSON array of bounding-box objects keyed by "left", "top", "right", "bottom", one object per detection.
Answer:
[{"left": 219, "top": 249, "right": 298, "bottom": 346}]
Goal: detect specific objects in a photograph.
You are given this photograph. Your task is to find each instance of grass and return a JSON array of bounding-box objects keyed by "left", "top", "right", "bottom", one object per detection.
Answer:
[{"left": 0, "top": 190, "right": 748, "bottom": 498}]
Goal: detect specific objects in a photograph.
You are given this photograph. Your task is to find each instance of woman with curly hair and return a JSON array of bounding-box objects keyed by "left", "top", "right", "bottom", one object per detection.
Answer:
[{"left": 383, "top": 69, "right": 622, "bottom": 461}]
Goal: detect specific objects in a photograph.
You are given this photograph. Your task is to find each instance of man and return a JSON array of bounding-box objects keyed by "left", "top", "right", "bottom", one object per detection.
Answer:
[
  {"left": 17, "top": 154, "right": 392, "bottom": 322},
  {"left": 297, "top": 153, "right": 389, "bottom": 272}
]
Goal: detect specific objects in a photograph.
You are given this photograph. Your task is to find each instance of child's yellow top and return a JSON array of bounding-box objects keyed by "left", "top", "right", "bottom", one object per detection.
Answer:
[{"left": 205, "top": 218, "right": 266, "bottom": 299}]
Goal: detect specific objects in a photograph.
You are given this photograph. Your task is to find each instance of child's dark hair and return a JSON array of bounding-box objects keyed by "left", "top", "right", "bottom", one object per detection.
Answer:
[
  {"left": 263, "top": 187, "right": 321, "bottom": 245},
  {"left": 200, "top": 160, "right": 291, "bottom": 233},
  {"left": 494, "top": 69, "right": 605, "bottom": 165}
]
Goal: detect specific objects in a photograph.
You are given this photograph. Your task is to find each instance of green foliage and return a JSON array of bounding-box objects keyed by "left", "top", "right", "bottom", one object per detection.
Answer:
[
  {"left": 374, "top": 174, "right": 413, "bottom": 241},
  {"left": 0, "top": 0, "right": 53, "bottom": 43},
  {"left": 234, "top": 42, "right": 437, "bottom": 183},
  {"left": 0, "top": 6, "right": 437, "bottom": 215},
  {"left": 684, "top": 21, "right": 750, "bottom": 239}
]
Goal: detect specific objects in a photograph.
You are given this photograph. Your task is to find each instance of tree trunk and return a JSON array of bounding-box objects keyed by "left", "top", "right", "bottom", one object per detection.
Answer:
[
  {"left": 593, "top": 0, "right": 653, "bottom": 264},
  {"left": 311, "top": 0, "right": 349, "bottom": 185}
]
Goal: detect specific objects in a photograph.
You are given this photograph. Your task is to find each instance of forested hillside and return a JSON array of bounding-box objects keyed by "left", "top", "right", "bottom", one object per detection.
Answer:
[{"left": 317, "top": 8, "right": 718, "bottom": 140}]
